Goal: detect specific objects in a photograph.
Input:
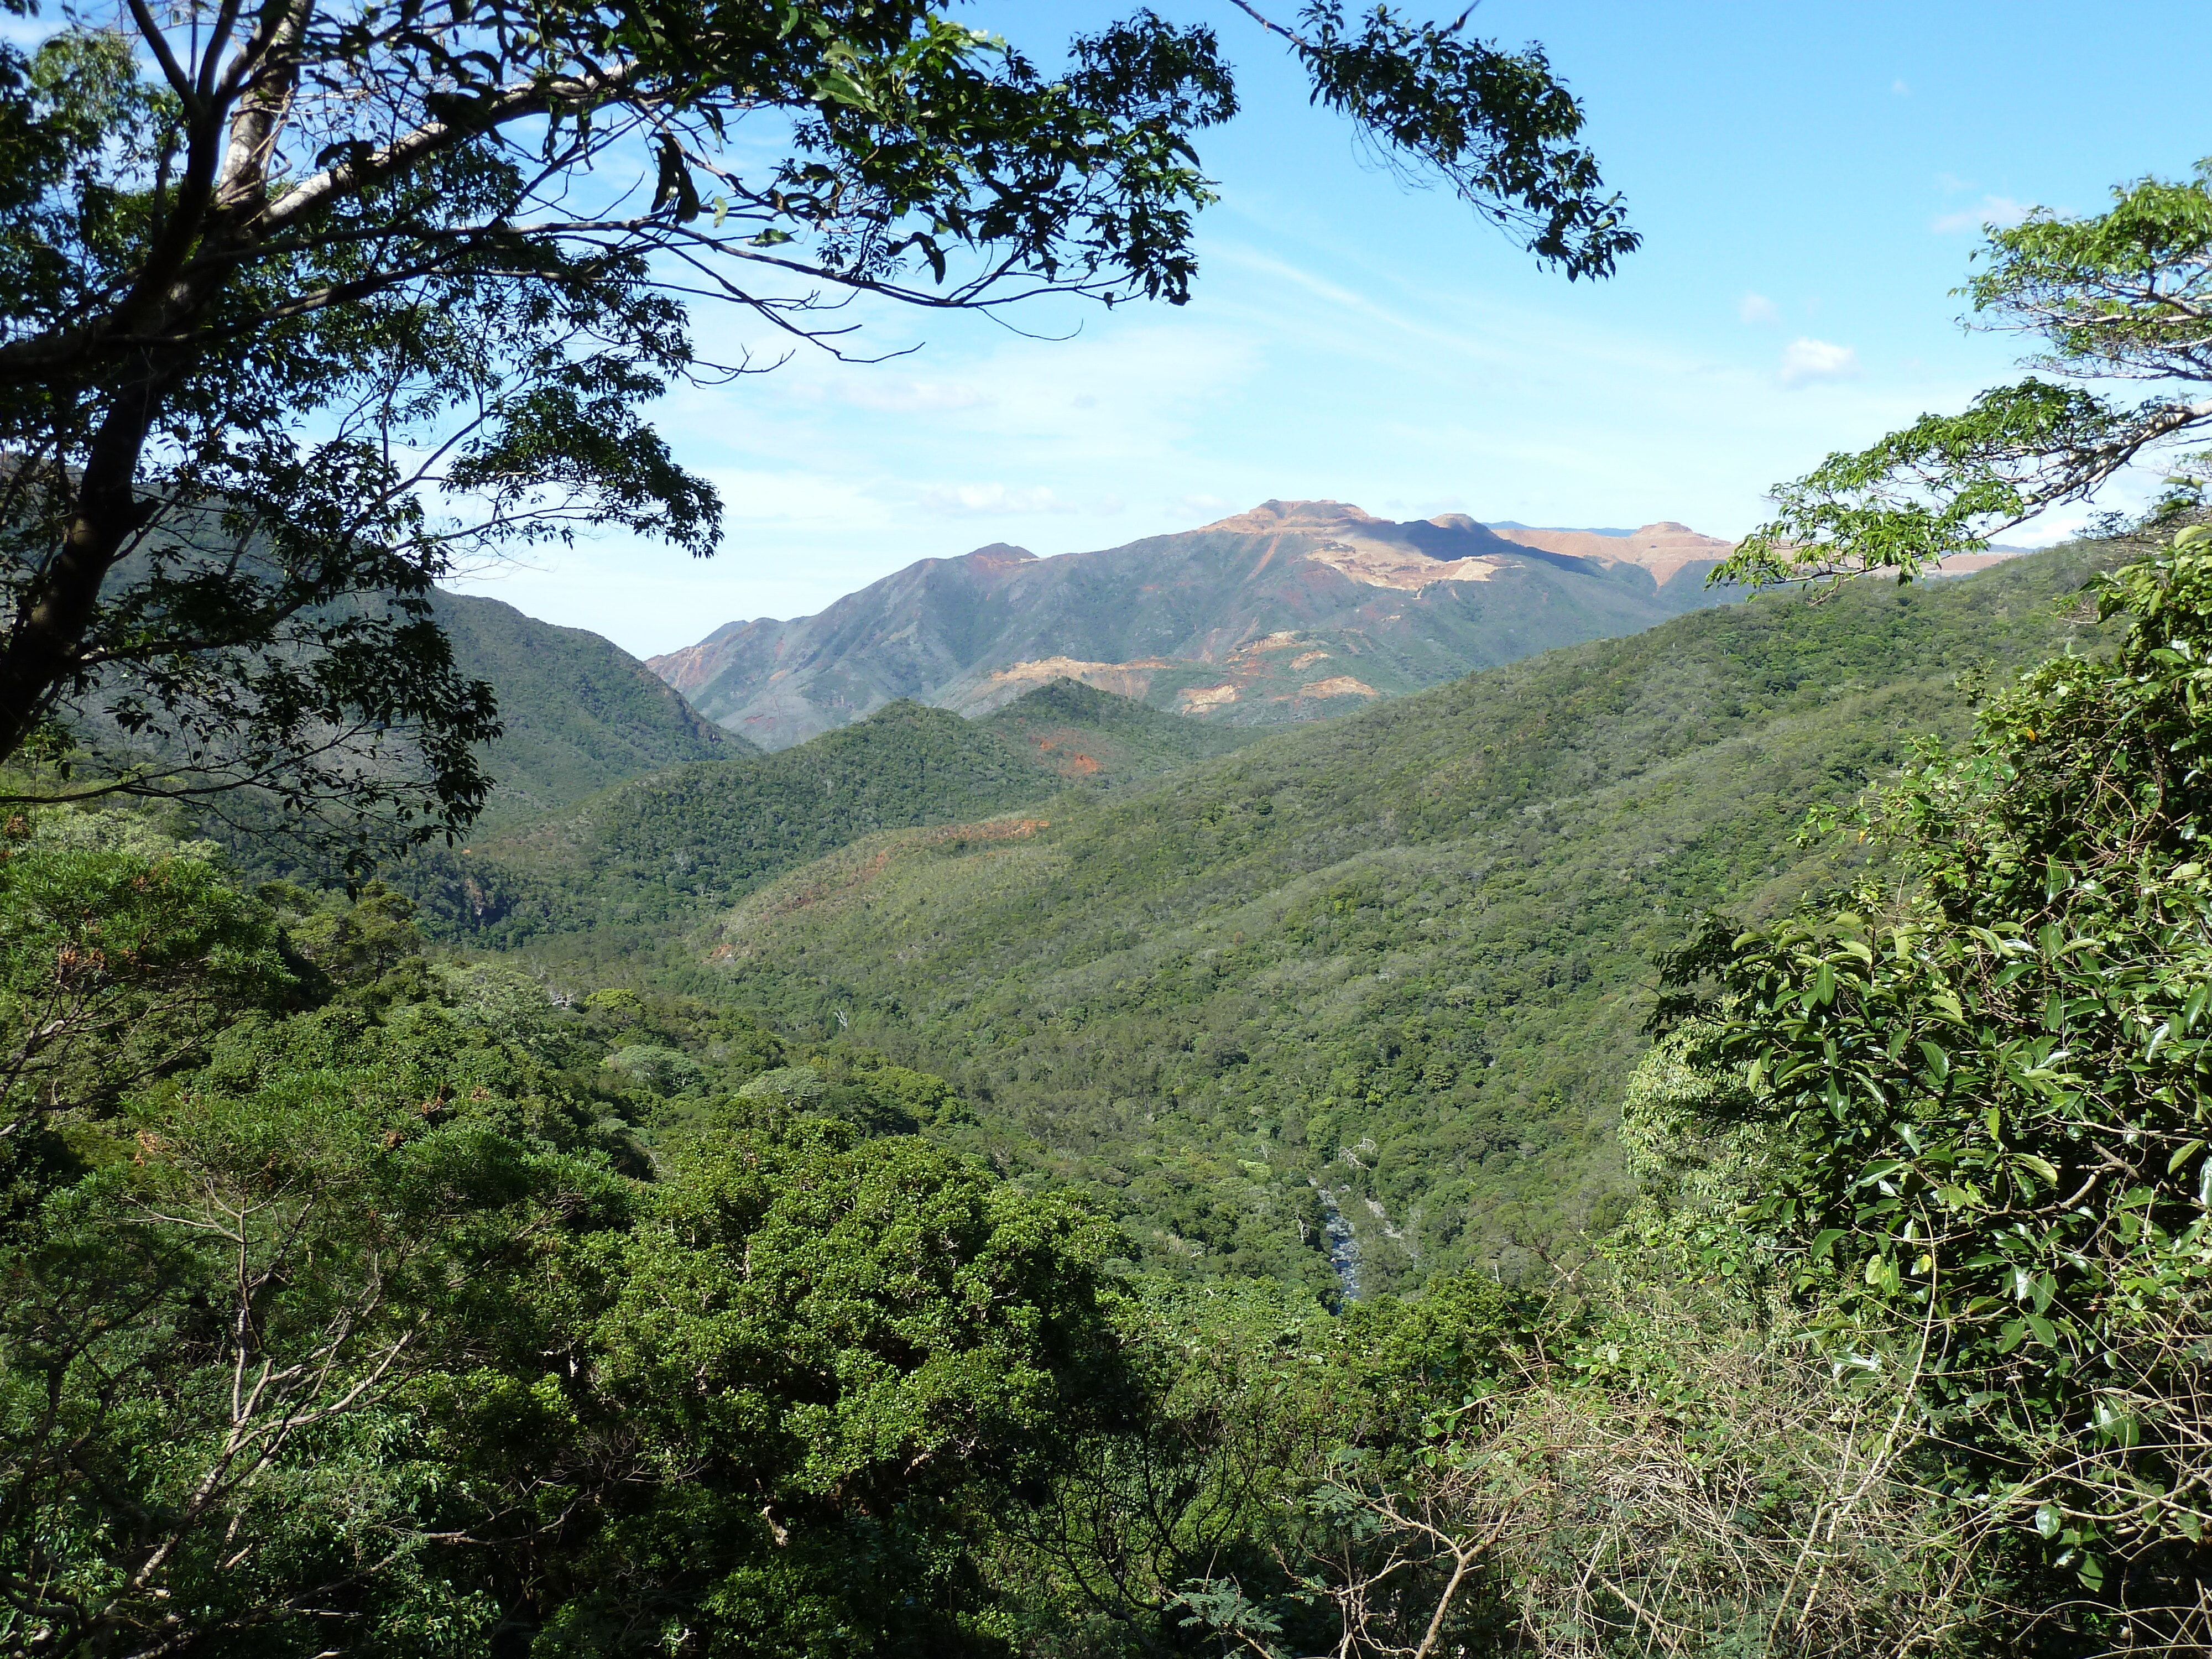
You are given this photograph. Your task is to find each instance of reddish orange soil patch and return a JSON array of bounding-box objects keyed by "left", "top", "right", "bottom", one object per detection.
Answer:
[{"left": 1030, "top": 732, "right": 1102, "bottom": 776}]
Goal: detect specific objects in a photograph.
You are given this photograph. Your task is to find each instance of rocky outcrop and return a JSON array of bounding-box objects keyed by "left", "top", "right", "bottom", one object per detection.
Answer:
[{"left": 1486, "top": 520, "right": 1734, "bottom": 587}]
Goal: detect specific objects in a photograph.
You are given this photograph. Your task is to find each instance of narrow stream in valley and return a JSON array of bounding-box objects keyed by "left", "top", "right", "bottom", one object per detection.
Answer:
[{"left": 1317, "top": 1186, "right": 1360, "bottom": 1302}]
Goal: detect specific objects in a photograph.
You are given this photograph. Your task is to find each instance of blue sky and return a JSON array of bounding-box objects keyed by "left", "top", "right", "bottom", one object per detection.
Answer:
[{"left": 437, "top": 2, "right": 2212, "bottom": 655}]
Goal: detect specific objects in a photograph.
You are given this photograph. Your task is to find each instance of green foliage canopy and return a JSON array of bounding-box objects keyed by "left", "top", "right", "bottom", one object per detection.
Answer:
[
  {"left": 0, "top": 820, "right": 1147, "bottom": 1656},
  {"left": 1658, "top": 531, "right": 2212, "bottom": 1640},
  {"left": 1721, "top": 163, "right": 2212, "bottom": 588},
  {"left": 0, "top": 810, "right": 298, "bottom": 1196},
  {"left": 535, "top": 1121, "right": 1124, "bottom": 1655}
]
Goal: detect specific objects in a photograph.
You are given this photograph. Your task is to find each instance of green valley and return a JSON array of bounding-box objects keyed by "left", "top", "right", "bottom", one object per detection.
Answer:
[
  {"left": 456, "top": 544, "right": 2125, "bottom": 1296},
  {"left": 410, "top": 678, "right": 1258, "bottom": 966}
]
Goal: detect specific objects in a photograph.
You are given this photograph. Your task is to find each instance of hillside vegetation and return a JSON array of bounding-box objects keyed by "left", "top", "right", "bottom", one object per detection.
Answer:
[
  {"left": 19, "top": 533, "right": 2208, "bottom": 1659},
  {"left": 411, "top": 680, "right": 1256, "bottom": 963},
  {"left": 183, "top": 590, "right": 742, "bottom": 884},
  {"left": 681, "top": 546, "right": 2125, "bottom": 1293},
  {"left": 430, "top": 592, "right": 745, "bottom": 826}
]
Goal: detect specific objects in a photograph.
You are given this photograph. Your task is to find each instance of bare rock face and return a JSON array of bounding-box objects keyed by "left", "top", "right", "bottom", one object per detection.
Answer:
[
  {"left": 957, "top": 655, "right": 1166, "bottom": 714},
  {"left": 1485, "top": 521, "right": 1737, "bottom": 587},
  {"left": 649, "top": 501, "right": 1744, "bottom": 748}
]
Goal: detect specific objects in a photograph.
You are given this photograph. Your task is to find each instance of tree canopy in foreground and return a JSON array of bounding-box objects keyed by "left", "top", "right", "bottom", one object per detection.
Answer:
[
  {"left": 0, "top": 0, "right": 1634, "bottom": 867},
  {"left": 1655, "top": 524, "right": 2212, "bottom": 1648},
  {"left": 1720, "top": 161, "right": 2212, "bottom": 589}
]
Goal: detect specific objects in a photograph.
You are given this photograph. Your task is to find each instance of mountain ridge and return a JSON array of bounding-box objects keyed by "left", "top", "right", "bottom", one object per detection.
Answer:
[
  {"left": 647, "top": 500, "right": 1744, "bottom": 748},
  {"left": 429, "top": 589, "right": 747, "bottom": 826}
]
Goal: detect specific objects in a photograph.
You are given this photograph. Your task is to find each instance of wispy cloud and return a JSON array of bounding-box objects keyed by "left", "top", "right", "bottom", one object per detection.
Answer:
[
  {"left": 1738, "top": 291, "right": 1781, "bottom": 325},
  {"left": 1931, "top": 195, "right": 2033, "bottom": 233},
  {"left": 920, "top": 483, "right": 1078, "bottom": 516},
  {"left": 1780, "top": 337, "right": 1861, "bottom": 388},
  {"left": 1892, "top": 78, "right": 1910, "bottom": 96},
  {"left": 705, "top": 468, "right": 899, "bottom": 530},
  {"left": 837, "top": 379, "right": 990, "bottom": 415}
]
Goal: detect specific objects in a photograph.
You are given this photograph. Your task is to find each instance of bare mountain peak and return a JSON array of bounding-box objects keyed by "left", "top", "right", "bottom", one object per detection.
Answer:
[
  {"left": 1198, "top": 499, "right": 1384, "bottom": 534},
  {"left": 959, "top": 542, "right": 1037, "bottom": 568}
]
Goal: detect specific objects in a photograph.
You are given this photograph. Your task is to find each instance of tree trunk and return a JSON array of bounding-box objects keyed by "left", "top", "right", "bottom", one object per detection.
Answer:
[{"left": 0, "top": 384, "right": 165, "bottom": 761}]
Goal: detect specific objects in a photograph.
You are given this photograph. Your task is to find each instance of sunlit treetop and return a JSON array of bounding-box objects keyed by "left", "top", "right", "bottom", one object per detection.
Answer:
[{"left": 1719, "top": 161, "right": 2212, "bottom": 591}]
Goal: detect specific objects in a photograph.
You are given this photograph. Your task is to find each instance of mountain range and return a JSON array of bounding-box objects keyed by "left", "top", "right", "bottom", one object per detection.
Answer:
[{"left": 646, "top": 501, "right": 1745, "bottom": 748}]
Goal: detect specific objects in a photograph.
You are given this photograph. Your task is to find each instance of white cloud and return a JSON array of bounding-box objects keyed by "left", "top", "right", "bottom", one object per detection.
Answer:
[
  {"left": 704, "top": 468, "right": 897, "bottom": 530},
  {"left": 837, "top": 379, "right": 990, "bottom": 415},
  {"left": 1780, "top": 337, "right": 1861, "bottom": 388},
  {"left": 2011, "top": 513, "right": 2094, "bottom": 547},
  {"left": 1892, "top": 78, "right": 1910, "bottom": 96},
  {"left": 919, "top": 483, "right": 1077, "bottom": 515},
  {"left": 1931, "top": 195, "right": 2033, "bottom": 233},
  {"left": 1738, "top": 291, "right": 1781, "bottom": 325}
]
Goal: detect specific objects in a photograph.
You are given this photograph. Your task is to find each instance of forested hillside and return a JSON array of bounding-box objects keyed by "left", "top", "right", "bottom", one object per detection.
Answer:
[
  {"left": 12, "top": 0, "right": 2211, "bottom": 1641},
  {"left": 685, "top": 545, "right": 2124, "bottom": 1293},
  {"left": 430, "top": 591, "right": 744, "bottom": 825},
  {"left": 184, "top": 591, "right": 743, "bottom": 885},
  {"left": 409, "top": 680, "right": 1256, "bottom": 964},
  {"left": 20, "top": 530, "right": 2207, "bottom": 1658}
]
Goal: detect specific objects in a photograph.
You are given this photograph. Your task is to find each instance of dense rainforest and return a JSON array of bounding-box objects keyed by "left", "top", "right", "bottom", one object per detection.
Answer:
[
  {"left": 430, "top": 541, "right": 2128, "bottom": 1297},
  {"left": 8, "top": 525, "right": 2212, "bottom": 1656}
]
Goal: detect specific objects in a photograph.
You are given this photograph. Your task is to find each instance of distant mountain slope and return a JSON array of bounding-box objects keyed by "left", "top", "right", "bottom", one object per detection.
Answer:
[
  {"left": 1483, "top": 519, "right": 1733, "bottom": 586},
  {"left": 431, "top": 590, "right": 744, "bottom": 827},
  {"left": 86, "top": 540, "right": 738, "bottom": 838},
  {"left": 410, "top": 679, "right": 1248, "bottom": 950},
  {"left": 680, "top": 545, "right": 2126, "bottom": 1296},
  {"left": 648, "top": 500, "right": 1740, "bottom": 748},
  {"left": 178, "top": 589, "right": 740, "bottom": 885}
]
